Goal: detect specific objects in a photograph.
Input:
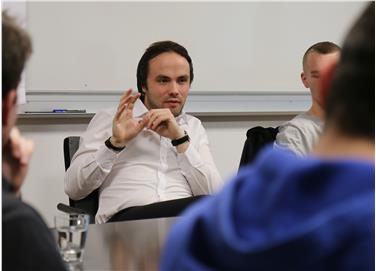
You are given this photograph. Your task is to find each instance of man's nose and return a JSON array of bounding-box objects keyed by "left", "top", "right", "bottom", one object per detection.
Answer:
[{"left": 169, "top": 82, "right": 179, "bottom": 96}]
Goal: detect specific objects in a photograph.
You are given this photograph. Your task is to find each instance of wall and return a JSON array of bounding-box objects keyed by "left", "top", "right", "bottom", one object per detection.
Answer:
[
  {"left": 18, "top": 114, "right": 292, "bottom": 226},
  {"left": 26, "top": 1, "right": 365, "bottom": 93}
]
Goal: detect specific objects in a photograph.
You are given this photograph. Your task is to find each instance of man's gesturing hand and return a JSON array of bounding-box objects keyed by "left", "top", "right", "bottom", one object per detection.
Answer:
[{"left": 111, "top": 89, "right": 146, "bottom": 148}]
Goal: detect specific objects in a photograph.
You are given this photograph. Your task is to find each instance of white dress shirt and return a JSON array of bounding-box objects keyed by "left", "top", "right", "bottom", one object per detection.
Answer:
[{"left": 64, "top": 100, "right": 223, "bottom": 223}]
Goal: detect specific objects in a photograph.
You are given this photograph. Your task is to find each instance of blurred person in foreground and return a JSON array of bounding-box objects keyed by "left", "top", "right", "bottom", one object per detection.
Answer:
[
  {"left": 2, "top": 11, "right": 66, "bottom": 270},
  {"left": 161, "top": 2, "right": 374, "bottom": 271}
]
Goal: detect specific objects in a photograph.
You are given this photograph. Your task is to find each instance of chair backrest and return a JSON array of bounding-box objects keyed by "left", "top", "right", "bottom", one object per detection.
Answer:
[
  {"left": 63, "top": 136, "right": 81, "bottom": 170},
  {"left": 239, "top": 126, "right": 279, "bottom": 170},
  {"left": 63, "top": 136, "right": 98, "bottom": 223}
]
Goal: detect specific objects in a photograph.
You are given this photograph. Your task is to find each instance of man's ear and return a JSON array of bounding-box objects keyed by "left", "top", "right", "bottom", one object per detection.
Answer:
[
  {"left": 301, "top": 72, "right": 309, "bottom": 88},
  {"left": 319, "top": 61, "right": 337, "bottom": 108},
  {"left": 2, "top": 90, "right": 17, "bottom": 126}
]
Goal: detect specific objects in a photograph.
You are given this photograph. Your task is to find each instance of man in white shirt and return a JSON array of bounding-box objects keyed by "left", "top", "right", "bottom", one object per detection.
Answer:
[
  {"left": 65, "top": 41, "right": 223, "bottom": 223},
  {"left": 275, "top": 42, "right": 341, "bottom": 156}
]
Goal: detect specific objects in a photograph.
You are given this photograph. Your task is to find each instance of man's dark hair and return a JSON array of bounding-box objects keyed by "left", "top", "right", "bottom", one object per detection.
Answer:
[
  {"left": 136, "top": 40, "right": 194, "bottom": 102},
  {"left": 325, "top": 2, "right": 374, "bottom": 140},
  {"left": 2, "top": 11, "right": 32, "bottom": 98},
  {"left": 302, "top": 41, "right": 341, "bottom": 69}
]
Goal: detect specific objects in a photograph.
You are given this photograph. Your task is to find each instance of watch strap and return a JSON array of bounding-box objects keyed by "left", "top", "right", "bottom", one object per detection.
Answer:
[
  {"left": 105, "top": 137, "right": 125, "bottom": 152},
  {"left": 171, "top": 131, "right": 190, "bottom": 146}
]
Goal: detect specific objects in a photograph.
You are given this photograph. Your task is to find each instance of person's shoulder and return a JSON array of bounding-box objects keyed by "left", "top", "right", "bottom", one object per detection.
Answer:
[
  {"left": 85, "top": 107, "right": 116, "bottom": 132},
  {"left": 285, "top": 112, "right": 322, "bottom": 129},
  {"left": 277, "top": 113, "right": 318, "bottom": 141},
  {"left": 276, "top": 118, "right": 305, "bottom": 142},
  {"left": 254, "top": 148, "right": 373, "bottom": 178},
  {"left": 94, "top": 107, "right": 116, "bottom": 118},
  {"left": 3, "top": 193, "right": 67, "bottom": 271},
  {"left": 280, "top": 113, "right": 307, "bottom": 128},
  {"left": 183, "top": 113, "right": 200, "bottom": 122},
  {"left": 327, "top": 158, "right": 375, "bottom": 181},
  {"left": 86, "top": 107, "right": 115, "bottom": 128},
  {"left": 239, "top": 149, "right": 374, "bottom": 221},
  {"left": 180, "top": 113, "right": 205, "bottom": 130},
  {"left": 3, "top": 192, "right": 48, "bottom": 231}
]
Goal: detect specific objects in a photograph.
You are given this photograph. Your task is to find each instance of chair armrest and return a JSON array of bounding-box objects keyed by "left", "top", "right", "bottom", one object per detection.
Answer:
[
  {"left": 57, "top": 203, "right": 96, "bottom": 224},
  {"left": 57, "top": 203, "right": 89, "bottom": 215}
]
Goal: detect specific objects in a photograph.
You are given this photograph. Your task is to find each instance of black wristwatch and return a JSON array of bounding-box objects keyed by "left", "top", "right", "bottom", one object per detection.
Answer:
[
  {"left": 171, "top": 131, "right": 190, "bottom": 146},
  {"left": 105, "top": 137, "right": 125, "bottom": 152}
]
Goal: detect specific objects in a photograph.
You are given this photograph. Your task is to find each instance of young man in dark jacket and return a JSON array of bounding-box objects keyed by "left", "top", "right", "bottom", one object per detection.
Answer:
[{"left": 2, "top": 12, "right": 66, "bottom": 271}]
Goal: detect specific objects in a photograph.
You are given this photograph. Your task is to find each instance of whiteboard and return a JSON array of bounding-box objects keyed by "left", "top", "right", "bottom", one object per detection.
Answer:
[{"left": 25, "top": 1, "right": 366, "bottom": 94}]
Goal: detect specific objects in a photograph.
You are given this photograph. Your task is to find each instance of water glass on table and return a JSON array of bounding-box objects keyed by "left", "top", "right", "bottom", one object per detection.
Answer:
[{"left": 54, "top": 213, "right": 90, "bottom": 264}]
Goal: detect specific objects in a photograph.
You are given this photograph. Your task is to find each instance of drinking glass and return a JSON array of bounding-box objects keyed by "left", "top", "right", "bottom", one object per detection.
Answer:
[{"left": 54, "top": 213, "right": 89, "bottom": 263}]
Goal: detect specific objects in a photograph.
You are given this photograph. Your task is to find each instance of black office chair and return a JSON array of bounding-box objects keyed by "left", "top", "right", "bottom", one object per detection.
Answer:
[
  {"left": 239, "top": 126, "right": 279, "bottom": 170},
  {"left": 58, "top": 136, "right": 205, "bottom": 223},
  {"left": 58, "top": 136, "right": 98, "bottom": 223}
]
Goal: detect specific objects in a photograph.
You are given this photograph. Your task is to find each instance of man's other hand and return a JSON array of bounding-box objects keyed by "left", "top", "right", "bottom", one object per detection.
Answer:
[{"left": 3, "top": 127, "right": 34, "bottom": 195}]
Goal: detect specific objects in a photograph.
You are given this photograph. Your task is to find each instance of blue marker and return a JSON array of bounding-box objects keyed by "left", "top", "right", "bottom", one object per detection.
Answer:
[
  {"left": 53, "top": 109, "right": 67, "bottom": 113},
  {"left": 53, "top": 109, "right": 86, "bottom": 113}
]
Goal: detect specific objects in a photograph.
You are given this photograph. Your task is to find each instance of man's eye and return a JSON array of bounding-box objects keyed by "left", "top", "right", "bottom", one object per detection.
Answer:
[
  {"left": 158, "top": 78, "right": 169, "bottom": 83},
  {"left": 178, "top": 78, "right": 188, "bottom": 84}
]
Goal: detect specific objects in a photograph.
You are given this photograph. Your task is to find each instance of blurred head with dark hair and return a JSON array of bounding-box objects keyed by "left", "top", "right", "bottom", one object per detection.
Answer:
[
  {"left": 315, "top": 2, "right": 374, "bottom": 160},
  {"left": 324, "top": 3, "right": 374, "bottom": 141},
  {"left": 2, "top": 11, "right": 32, "bottom": 146},
  {"left": 2, "top": 11, "right": 32, "bottom": 98}
]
